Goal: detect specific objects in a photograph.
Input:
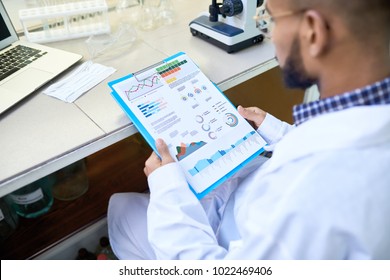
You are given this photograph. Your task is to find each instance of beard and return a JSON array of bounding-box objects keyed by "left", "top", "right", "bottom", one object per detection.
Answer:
[{"left": 281, "top": 37, "right": 317, "bottom": 89}]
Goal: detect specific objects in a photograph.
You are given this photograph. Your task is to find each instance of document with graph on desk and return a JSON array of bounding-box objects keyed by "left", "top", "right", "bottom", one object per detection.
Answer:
[{"left": 108, "top": 52, "right": 267, "bottom": 199}]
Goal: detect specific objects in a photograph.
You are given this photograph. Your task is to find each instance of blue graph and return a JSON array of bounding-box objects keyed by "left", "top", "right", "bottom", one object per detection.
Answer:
[
  {"left": 188, "top": 131, "right": 258, "bottom": 176},
  {"left": 137, "top": 98, "right": 167, "bottom": 118}
]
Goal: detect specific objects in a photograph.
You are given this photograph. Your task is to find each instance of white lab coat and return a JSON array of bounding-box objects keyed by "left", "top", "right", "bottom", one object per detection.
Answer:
[{"left": 144, "top": 105, "right": 390, "bottom": 259}]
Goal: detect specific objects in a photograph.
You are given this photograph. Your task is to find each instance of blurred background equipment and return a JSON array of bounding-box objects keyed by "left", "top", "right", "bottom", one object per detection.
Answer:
[{"left": 189, "top": 0, "right": 264, "bottom": 53}]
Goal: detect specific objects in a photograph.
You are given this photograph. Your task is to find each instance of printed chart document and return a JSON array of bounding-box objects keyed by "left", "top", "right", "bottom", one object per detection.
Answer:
[{"left": 108, "top": 52, "right": 267, "bottom": 198}]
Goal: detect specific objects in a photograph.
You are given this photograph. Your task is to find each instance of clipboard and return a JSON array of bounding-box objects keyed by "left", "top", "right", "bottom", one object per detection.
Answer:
[{"left": 108, "top": 52, "right": 266, "bottom": 199}]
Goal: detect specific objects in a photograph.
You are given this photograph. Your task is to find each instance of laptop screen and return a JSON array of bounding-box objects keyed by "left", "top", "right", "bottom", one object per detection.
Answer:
[
  {"left": 0, "top": 1, "right": 18, "bottom": 50},
  {"left": 0, "top": 12, "right": 11, "bottom": 40}
]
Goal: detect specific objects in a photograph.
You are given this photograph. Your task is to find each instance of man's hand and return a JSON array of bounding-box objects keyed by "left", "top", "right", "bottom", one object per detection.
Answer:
[
  {"left": 144, "top": 138, "right": 175, "bottom": 177},
  {"left": 237, "top": 105, "right": 267, "bottom": 130}
]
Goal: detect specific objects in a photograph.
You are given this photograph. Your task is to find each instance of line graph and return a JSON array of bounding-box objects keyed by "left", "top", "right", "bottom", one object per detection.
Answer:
[{"left": 125, "top": 75, "right": 163, "bottom": 101}]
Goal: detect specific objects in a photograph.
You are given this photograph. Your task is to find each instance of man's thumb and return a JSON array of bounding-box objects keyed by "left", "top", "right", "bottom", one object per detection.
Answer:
[
  {"left": 237, "top": 105, "right": 253, "bottom": 119},
  {"left": 156, "top": 139, "right": 174, "bottom": 163}
]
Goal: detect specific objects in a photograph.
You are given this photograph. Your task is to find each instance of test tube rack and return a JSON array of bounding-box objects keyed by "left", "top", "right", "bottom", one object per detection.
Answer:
[{"left": 19, "top": 0, "right": 111, "bottom": 44}]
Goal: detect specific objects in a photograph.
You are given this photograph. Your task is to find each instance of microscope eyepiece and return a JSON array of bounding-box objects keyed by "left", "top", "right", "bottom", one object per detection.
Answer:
[{"left": 209, "top": 3, "right": 219, "bottom": 22}]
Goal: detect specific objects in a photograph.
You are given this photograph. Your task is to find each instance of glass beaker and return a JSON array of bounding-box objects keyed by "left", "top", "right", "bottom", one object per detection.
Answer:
[
  {"left": 8, "top": 175, "right": 55, "bottom": 218},
  {"left": 158, "top": 0, "right": 176, "bottom": 26},
  {"left": 138, "top": 0, "right": 161, "bottom": 31},
  {"left": 51, "top": 159, "right": 89, "bottom": 201},
  {"left": 116, "top": 0, "right": 141, "bottom": 24}
]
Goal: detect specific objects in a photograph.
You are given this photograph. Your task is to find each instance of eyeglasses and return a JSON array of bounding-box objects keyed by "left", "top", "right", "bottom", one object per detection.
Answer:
[{"left": 254, "top": 8, "right": 306, "bottom": 38}]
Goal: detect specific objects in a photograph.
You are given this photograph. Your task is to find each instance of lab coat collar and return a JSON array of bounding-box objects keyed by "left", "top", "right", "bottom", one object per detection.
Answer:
[{"left": 266, "top": 105, "right": 390, "bottom": 172}]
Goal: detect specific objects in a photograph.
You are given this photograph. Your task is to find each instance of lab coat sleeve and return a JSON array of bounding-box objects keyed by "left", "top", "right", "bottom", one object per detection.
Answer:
[
  {"left": 147, "top": 162, "right": 228, "bottom": 259},
  {"left": 257, "top": 113, "right": 294, "bottom": 147}
]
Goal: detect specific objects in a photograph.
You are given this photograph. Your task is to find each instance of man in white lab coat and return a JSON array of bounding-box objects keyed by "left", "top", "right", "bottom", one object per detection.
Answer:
[{"left": 108, "top": 0, "right": 390, "bottom": 259}]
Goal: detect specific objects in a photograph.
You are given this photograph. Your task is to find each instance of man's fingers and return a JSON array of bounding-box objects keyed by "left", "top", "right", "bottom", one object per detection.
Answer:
[
  {"left": 144, "top": 152, "right": 160, "bottom": 176},
  {"left": 238, "top": 105, "right": 259, "bottom": 119},
  {"left": 237, "top": 105, "right": 266, "bottom": 128},
  {"left": 156, "top": 139, "right": 174, "bottom": 165}
]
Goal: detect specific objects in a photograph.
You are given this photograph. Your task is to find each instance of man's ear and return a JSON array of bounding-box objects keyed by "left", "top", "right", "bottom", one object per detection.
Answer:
[{"left": 301, "top": 10, "right": 330, "bottom": 57}]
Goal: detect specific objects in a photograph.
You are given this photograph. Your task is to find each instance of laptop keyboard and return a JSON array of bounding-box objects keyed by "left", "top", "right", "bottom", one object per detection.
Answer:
[{"left": 0, "top": 45, "right": 47, "bottom": 81}]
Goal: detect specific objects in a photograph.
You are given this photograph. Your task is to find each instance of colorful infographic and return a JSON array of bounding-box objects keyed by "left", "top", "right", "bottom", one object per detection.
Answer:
[
  {"left": 125, "top": 74, "right": 163, "bottom": 101},
  {"left": 188, "top": 131, "right": 257, "bottom": 175},
  {"left": 109, "top": 52, "right": 267, "bottom": 198}
]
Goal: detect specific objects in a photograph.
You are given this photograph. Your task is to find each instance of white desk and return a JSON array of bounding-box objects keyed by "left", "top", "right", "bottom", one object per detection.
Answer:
[{"left": 0, "top": 0, "right": 277, "bottom": 198}]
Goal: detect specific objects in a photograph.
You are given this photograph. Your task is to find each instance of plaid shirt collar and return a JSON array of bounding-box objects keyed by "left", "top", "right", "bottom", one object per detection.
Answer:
[{"left": 293, "top": 77, "right": 390, "bottom": 126}]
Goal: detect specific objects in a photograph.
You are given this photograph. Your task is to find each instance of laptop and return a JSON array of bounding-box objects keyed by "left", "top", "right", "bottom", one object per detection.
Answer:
[{"left": 0, "top": 0, "right": 82, "bottom": 115}]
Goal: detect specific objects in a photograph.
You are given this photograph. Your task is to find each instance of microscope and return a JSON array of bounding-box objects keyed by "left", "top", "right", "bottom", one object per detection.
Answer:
[{"left": 189, "top": 0, "right": 264, "bottom": 53}]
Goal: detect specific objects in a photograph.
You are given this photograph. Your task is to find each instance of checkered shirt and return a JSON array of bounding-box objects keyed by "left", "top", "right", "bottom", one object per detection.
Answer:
[{"left": 293, "top": 77, "right": 390, "bottom": 126}]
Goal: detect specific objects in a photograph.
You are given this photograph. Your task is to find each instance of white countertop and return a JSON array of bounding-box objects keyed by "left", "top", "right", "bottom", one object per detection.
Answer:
[{"left": 0, "top": 0, "right": 277, "bottom": 197}]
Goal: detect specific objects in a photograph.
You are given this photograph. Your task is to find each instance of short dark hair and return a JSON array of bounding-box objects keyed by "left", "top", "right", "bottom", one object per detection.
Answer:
[{"left": 291, "top": 0, "right": 390, "bottom": 40}]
